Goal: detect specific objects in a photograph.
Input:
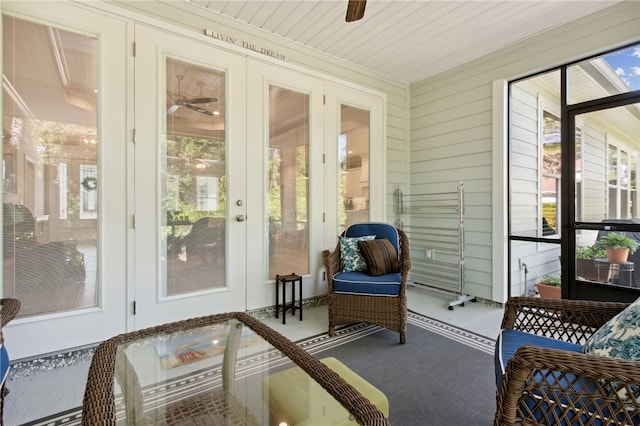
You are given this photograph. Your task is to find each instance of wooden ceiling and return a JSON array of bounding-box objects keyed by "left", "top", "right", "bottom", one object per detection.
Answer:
[{"left": 185, "top": 0, "right": 622, "bottom": 83}]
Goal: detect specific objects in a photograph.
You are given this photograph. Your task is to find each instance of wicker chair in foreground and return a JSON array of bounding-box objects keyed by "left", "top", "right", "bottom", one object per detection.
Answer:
[
  {"left": 0, "top": 298, "right": 20, "bottom": 425},
  {"left": 322, "top": 223, "right": 410, "bottom": 344},
  {"left": 494, "top": 296, "right": 640, "bottom": 425}
]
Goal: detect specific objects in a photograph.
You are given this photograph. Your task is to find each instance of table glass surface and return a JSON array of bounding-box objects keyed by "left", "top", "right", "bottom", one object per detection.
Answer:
[{"left": 109, "top": 317, "right": 369, "bottom": 425}]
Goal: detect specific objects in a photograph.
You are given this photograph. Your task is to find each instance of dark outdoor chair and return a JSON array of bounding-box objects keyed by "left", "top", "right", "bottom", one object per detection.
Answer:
[
  {"left": 0, "top": 298, "right": 20, "bottom": 425},
  {"left": 3, "top": 203, "right": 86, "bottom": 286},
  {"left": 322, "top": 223, "right": 410, "bottom": 343},
  {"left": 183, "top": 217, "right": 225, "bottom": 264}
]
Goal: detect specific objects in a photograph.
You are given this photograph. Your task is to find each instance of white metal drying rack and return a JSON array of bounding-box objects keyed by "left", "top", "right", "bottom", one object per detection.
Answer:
[{"left": 396, "top": 181, "right": 475, "bottom": 310}]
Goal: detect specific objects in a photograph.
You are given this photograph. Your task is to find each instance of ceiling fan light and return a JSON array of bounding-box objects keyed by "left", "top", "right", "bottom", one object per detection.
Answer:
[
  {"left": 346, "top": 0, "right": 366, "bottom": 22},
  {"left": 167, "top": 104, "right": 180, "bottom": 115}
]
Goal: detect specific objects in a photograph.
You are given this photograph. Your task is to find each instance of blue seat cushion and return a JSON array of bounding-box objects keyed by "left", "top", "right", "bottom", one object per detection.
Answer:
[
  {"left": 332, "top": 271, "right": 402, "bottom": 296},
  {"left": 0, "top": 345, "right": 9, "bottom": 387},
  {"left": 494, "top": 330, "right": 637, "bottom": 425},
  {"left": 495, "top": 329, "right": 582, "bottom": 387}
]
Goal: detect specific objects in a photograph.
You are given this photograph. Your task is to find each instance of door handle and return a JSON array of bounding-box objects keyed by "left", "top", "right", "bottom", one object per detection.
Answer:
[{"left": 236, "top": 214, "right": 246, "bottom": 222}]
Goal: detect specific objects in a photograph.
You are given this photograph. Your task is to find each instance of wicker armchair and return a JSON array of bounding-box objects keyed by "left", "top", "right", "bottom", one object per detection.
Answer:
[
  {"left": 495, "top": 296, "right": 640, "bottom": 426},
  {"left": 0, "top": 298, "right": 20, "bottom": 425},
  {"left": 322, "top": 223, "right": 410, "bottom": 344}
]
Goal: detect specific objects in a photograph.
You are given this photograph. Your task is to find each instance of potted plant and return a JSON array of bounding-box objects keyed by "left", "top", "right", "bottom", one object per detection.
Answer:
[
  {"left": 594, "top": 232, "right": 639, "bottom": 264},
  {"left": 535, "top": 274, "right": 561, "bottom": 299},
  {"left": 576, "top": 244, "right": 606, "bottom": 281}
]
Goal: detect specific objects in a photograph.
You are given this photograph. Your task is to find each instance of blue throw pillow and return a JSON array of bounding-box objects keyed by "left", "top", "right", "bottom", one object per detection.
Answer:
[{"left": 339, "top": 235, "right": 375, "bottom": 272}]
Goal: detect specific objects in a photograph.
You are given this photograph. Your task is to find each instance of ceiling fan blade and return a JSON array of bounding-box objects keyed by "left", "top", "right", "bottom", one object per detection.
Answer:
[
  {"left": 186, "top": 103, "right": 214, "bottom": 116},
  {"left": 346, "top": 0, "right": 366, "bottom": 22},
  {"left": 186, "top": 97, "right": 217, "bottom": 104}
]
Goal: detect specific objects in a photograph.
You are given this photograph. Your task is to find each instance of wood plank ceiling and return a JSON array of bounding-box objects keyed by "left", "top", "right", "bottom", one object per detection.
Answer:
[{"left": 187, "top": 0, "right": 622, "bottom": 84}]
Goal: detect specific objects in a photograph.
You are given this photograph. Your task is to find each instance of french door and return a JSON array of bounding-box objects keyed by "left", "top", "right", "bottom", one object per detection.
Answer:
[
  {"left": 245, "top": 59, "right": 325, "bottom": 310},
  {"left": 1, "top": 3, "right": 129, "bottom": 359},
  {"left": 133, "top": 25, "right": 247, "bottom": 328},
  {"left": 1, "top": 3, "right": 387, "bottom": 359}
]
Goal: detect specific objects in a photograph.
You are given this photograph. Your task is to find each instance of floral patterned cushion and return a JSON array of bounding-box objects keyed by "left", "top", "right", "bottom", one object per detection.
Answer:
[
  {"left": 582, "top": 296, "right": 640, "bottom": 361},
  {"left": 339, "top": 235, "right": 375, "bottom": 272},
  {"left": 581, "top": 296, "right": 640, "bottom": 402}
]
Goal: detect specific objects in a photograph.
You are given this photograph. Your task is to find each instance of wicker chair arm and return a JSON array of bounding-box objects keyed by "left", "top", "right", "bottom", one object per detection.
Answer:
[
  {"left": 397, "top": 228, "right": 411, "bottom": 277},
  {"left": 501, "top": 297, "right": 628, "bottom": 344},
  {"left": 322, "top": 243, "right": 341, "bottom": 290},
  {"left": 495, "top": 345, "right": 640, "bottom": 426},
  {"left": 1, "top": 298, "right": 21, "bottom": 328}
]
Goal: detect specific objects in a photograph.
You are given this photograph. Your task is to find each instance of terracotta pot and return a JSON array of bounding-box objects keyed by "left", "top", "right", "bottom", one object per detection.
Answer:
[
  {"left": 535, "top": 282, "right": 561, "bottom": 299},
  {"left": 606, "top": 247, "right": 629, "bottom": 264}
]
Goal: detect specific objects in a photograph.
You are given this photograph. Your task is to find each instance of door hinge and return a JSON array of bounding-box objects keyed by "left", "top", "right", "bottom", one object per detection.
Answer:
[
  {"left": 133, "top": 41, "right": 136, "bottom": 57},
  {"left": 133, "top": 301, "right": 136, "bottom": 315},
  {"left": 323, "top": 95, "right": 326, "bottom": 105},
  {"left": 323, "top": 153, "right": 325, "bottom": 164},
  {"left": 132, "top": 214, "right": 136, "bottom": 229},
  {"left": 132, "top": 128, "right": 136, "bottom": 144},
  {"left": 323, "top": 212, "right": 325, "bottom": 223}
]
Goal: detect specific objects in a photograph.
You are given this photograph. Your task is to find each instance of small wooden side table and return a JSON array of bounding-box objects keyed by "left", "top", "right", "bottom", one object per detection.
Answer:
[{"left": 275, "top": 273, "right": 303, "bottom": 324}]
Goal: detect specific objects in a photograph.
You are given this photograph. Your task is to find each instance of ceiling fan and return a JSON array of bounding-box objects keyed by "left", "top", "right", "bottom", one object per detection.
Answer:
[
  {"left": 167, "top": 75, "right": 217, "bottom": 116},
  {"left": 346, "top": 0, "right": 367, "bottom": 22}
]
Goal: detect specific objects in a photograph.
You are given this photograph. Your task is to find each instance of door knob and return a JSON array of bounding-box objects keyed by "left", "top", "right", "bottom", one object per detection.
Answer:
[{"left": 236, "top": 214, "right": 246, "bottom": 222}]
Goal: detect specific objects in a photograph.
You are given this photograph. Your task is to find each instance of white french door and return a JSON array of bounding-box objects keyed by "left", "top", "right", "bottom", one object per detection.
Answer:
[
  {"left": 133, "top": 25, "right": 247, "bottom": 328},
  {"left": 1, "top": 3, "right": 129, "bottom": 359},
  {"left": 245, "top": 59, "right": 325, "bottom": 310},
  {"left": 324, "top": 83, "right": 386, "bottom": 236}
]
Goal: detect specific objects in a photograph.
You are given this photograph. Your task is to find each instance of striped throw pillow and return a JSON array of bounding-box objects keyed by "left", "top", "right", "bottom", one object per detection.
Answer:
[{"left": 358, "top": 239, "right": 400, "bottom": 276}]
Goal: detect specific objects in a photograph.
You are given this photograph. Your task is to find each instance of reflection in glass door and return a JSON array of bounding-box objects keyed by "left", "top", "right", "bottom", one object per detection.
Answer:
[
  {"left": 339, "top": 105, "right": 370, "bottom": 232},
  {"left": 163, "top": 59, "right": 226, "bottom": 295},
  {"left": 267, "top": 86, "right": 309, "bottom": 279},
  {"left": 3, "top": 16, "right": 98, "bottom": 317}
]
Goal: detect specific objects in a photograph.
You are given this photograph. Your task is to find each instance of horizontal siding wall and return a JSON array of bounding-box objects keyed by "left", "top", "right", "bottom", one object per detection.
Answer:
[
  {"left": 108, "top": 0, "right": 410, "bottom": 229},
  {"left": 582, "top": 124, "right": 608, "bottom": 224},
  {"left": 409, "top": 0, "right": 640, "bottom": 302}
]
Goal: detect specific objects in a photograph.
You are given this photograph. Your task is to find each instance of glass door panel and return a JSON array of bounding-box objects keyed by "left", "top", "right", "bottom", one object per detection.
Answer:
[
  {"left": 163, "top": 59, "right": 226, "bottom": 296},
  {"left": 2, "top": 16, "right": 98, "bottom": 317},
  {"left": 340, "top": 105, "right": 370, "bottom": 233},
  {"left": 267, "top": 85, "right": 309, "bottom": 280}
]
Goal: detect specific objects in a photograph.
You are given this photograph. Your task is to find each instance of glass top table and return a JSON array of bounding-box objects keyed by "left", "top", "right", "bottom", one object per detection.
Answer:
[{"left": 82, "top": 311, "right": 388, "bottom": 425}]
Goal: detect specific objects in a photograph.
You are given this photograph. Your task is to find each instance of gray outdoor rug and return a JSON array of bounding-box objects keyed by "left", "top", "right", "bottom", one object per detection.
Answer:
[
  {"left": 313, "top": 314, "right": 497, "bottom": 425},
  {"left": 22, "top": 310, "right": 496, "bottom": 426}
]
